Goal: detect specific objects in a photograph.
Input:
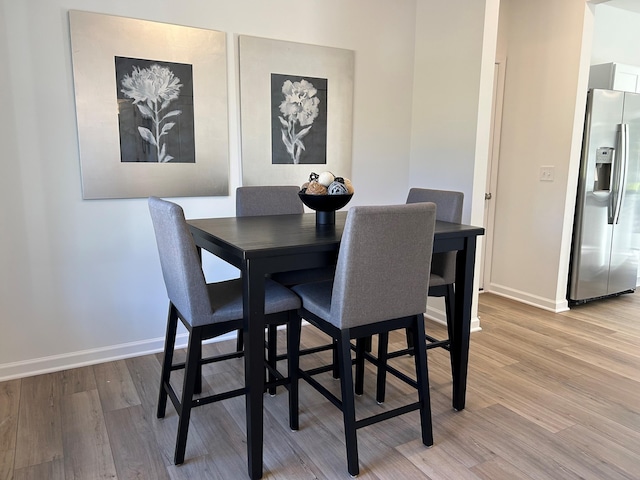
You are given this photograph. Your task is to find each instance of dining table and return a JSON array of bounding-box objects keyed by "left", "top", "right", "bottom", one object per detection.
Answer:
[{"left": 187, "top": 211, "right": 484, "bottom": 479}]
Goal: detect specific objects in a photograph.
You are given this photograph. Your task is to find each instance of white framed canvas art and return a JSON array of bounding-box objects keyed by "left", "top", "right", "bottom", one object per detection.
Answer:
[
  {"left": 238, "top": 35, "right": 354, "bottom": 186},
  {"left": 69, "top": 11, "right": 229, "bottom": 199}
]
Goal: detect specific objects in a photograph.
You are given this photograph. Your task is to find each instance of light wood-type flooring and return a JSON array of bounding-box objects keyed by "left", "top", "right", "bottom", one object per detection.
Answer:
[{"left": 1, "top": 292, "right": 640, "bottom": 479}]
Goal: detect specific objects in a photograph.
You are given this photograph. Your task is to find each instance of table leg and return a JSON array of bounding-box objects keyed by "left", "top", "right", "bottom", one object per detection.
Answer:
[
  {"left": 451, "top": 236, "right": 478, "bottom": 411},
  {"left": 243, "top": 260, "right": 265, "bottom": 479}
]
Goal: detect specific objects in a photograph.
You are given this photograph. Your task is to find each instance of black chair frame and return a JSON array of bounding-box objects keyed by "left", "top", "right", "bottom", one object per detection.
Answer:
[
  {"left": 293, "top": 309, "right": 433, "bottom": 477},
  {"left": 157, "top": 302, "right": 301, "bottom": 464}
]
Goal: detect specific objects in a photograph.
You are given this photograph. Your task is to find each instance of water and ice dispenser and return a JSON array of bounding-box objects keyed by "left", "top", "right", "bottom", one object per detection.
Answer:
[{"left": 594, "top": 147, "right": 614, "bottom": 192}]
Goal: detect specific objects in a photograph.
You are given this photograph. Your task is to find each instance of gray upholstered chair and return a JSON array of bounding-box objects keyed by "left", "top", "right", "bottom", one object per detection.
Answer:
[
  {"left": 406, "top": 188, "right": 463, "bottom": 353},
  {"left": 363, "top": 188, "right": 464, "bottom": 406},
  {"left": 235, "top": 185, "right": 337, "bottom": 392},
  {"left": 236, "top": 185, "right": 304, "bottom": 217},
  {"left": 236, "top": 185, "right": 336, "bottom": 287},
  {"left": 291, "top": 203, "right": 437, "bottom": 477},
  {"left": 148, "top": 196, "right": 302, "bottom": 465}
]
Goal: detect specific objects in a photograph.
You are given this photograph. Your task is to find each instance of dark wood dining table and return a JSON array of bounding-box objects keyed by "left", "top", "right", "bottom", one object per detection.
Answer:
[{"left": 188, "top": 211, "right": 484, "bottom": 479}]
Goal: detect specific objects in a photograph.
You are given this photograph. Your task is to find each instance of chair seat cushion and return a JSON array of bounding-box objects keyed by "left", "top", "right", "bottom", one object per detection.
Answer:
[
  {"left": 428, "top": 272, "right": 448, "bottom": 287},
  {"left": 198, "top": 278, "right": 301, "bottom": 326},
  {"left": 290, "top": 280, "right": 334, "bottom": 322}
]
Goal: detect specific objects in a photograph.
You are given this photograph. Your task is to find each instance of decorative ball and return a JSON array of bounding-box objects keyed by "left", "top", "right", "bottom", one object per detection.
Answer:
[
  {"left": 344, "top": 178, "right": 355, "bottom": 194},
  {"left": 306, "top": 180, "right": 328, "bottom": 195},
  {"left": 309, "top": 172, "right": 319, "bottom": 182},
  {"left": 328, "top": 181, "right": 349, "bottom": 195},
  {"left": 301, "top": 181, "right": 309, "bottom": 191},
  {"left": 334, "top": 177, "right": 345, "bottom": 184},
  {"left": 317, "top": 171, "right": 335, "bottom": 187}
]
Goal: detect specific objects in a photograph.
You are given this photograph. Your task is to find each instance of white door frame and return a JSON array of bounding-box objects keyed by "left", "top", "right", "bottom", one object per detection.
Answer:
[{"left": 481, "top": 59, "right": 506, "bottom": 291}]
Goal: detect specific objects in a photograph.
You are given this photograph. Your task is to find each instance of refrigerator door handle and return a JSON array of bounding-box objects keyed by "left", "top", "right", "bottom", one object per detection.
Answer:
[{"left": 611, "top": 123, "right": 629, "bottom": 225}]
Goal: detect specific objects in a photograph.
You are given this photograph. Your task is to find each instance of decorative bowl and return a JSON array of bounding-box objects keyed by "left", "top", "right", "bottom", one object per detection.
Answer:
[
  {"left": 298, "top": 192, "right": 353, "bottom": 211},
  {"left": 298, "top": 192, "right": 353, "bottom": 225}
]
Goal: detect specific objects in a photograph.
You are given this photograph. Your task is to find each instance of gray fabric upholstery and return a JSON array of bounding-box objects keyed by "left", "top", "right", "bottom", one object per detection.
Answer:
[
  {"left": 406, "top": 188, "right": 463, "bottom": 286},
  {"left": 206, "top": 278, "right": 303, "bottom": 323},
  {"left": 148, "top": 197, "right": 300, "bottom": 327},
  {"left": 236, "top": 185, "right": 304, "bottom": 217},
  {"left": 293, "top": 203, "right": 437, "bottom": 329}
]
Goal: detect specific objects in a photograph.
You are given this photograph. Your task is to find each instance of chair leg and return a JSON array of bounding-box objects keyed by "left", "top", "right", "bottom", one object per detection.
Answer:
[
  {"left": 411, "top": 315, "right": 433, "bottom": 447},
  {"left": 157, "top": 304, "right": 179, "bottom": 419},
  {"left": 405, "top": 327, "right": 414, "bottom": 351},
  {"left": 376, "top": 331, "right": 389, "bottom": 404},
  {"left": 267, "top": 325, "right": 278, "bottom": 395},
  {"left": 364, "top": 335, "right": 372, "bottom": 353},
  {"left": 444, "top": 284, "right": 455, "bottom": 341},
  {"left": 236, "top": 328, "right": 244, "bottom": 352},
  {"left": 354, "top": 339, "right": 366, "bottom": 396},
  {"left": 337, "top": 330, "right": 359, "bottom": 477},
  {"left": 194, "top": 360, "right": 202, "bottom": 395},
  {"left": 444, "top": 284, "right": 455, "bottom": 372},
  {"left": 332, "top": 338, "right": 340, "bottom": 379},
  {"left": 287, "top": 314, "right": 301, "bottom": 431},
  {"left": 174, "top": 328, "right": 202, "bottom": 465}
]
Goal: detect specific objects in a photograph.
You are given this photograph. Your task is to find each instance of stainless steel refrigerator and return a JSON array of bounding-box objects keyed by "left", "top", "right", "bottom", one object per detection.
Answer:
[{"left": 569, "top": 88, "right": 640, "bottom": 304}]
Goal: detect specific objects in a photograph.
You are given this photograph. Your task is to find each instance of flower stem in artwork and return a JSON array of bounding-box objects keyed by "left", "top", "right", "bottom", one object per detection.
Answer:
[
  {"left": 121, "top": 64, "right": 182, "bottom": 162},
  {"left": 278, "top": 79, "right": 320, "bottom": 164}
]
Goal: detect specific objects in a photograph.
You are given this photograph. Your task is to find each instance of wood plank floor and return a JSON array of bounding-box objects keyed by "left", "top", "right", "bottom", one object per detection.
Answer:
[{"left": 2, "top": 292, "right": 640, "bottom": 479}]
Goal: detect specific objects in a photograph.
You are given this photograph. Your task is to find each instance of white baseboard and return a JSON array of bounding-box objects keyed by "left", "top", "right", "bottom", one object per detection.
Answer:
[
  {"left": 0, "top": 309, "right": 485, "bottom": 383},
  {"left": 486, "top": 283, "right": 569, "bottom": 313},
  {"left": 0, "top": 331, "right": 237, "bottom": 382},
  {"left": 425, "top": 305, "right": 482, "bottom": 333}
]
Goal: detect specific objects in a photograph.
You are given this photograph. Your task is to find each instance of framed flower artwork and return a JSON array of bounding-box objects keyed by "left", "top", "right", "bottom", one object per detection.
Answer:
[
  {"left": 69, "top": 11, "right": 229, "bottom": 199},
  {"left": 238, "top": 36, "right": 354, "bottom": 186}
]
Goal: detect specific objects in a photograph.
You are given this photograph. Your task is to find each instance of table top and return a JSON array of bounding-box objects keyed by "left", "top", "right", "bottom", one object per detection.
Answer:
[
  {"left": 189, "top": 212, "right": 343, "bottom": 259},
  {"left": 188, "top": 211, "right": 484, "bottom": 260}
]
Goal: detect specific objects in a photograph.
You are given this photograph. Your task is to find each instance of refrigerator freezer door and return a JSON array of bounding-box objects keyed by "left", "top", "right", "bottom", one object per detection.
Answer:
[
  {"left": 570, "top": 89, "right": 624, "bottom": 301},
  {"left": 608, "top": 92, "right": 640, "bottom": 295}
]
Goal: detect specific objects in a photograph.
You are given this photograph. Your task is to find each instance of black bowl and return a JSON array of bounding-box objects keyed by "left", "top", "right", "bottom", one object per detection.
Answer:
[{"left": 298, "top": 192, "right": 353, "bottom": 212}]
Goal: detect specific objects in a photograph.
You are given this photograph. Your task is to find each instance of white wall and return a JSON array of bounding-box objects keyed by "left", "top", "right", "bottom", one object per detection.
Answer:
[
  {"left": 591, "top": 4, "right": 640, "bottom": 65},
  {"left": 410, "top": 0, "right": 500, "bottom": 325},
  {"left": 410, "top": 0, "right": 486, "bottom": 225},
  {"left": 0, "top": 0, "right": 420, "bottom": 380},
  {"left": 486, "top": 0, "right": 593, "bottom": 311},
  {"left": 1, "top": 0, "right": 614, "bottom": 380}
]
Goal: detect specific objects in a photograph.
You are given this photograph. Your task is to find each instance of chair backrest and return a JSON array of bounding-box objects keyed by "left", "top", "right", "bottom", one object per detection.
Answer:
[
  {"left": 148, "top": 197, "right": 212, "bottom": 325},
  {"left": 236, "top": 186, "right": 304, "bottom": 217},
  {"left": 406, "top": 188, "right": 463, "bottom": 285},
  {"left": 406, "top": 188, "right": 463, "bottom": 223},
  {"left": 329, "top": 203, "right": 437, "bottom": 329}
]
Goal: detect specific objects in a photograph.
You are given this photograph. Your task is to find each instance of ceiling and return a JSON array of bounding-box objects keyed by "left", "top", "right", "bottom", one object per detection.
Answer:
[{"left": 601, "top": 0, "right": 640, "bottom": 14}]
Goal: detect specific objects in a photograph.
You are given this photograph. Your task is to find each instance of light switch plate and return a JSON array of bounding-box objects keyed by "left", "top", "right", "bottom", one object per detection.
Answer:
[{"left": 540, "top": 166, "right": 555, "bottom": 182}]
